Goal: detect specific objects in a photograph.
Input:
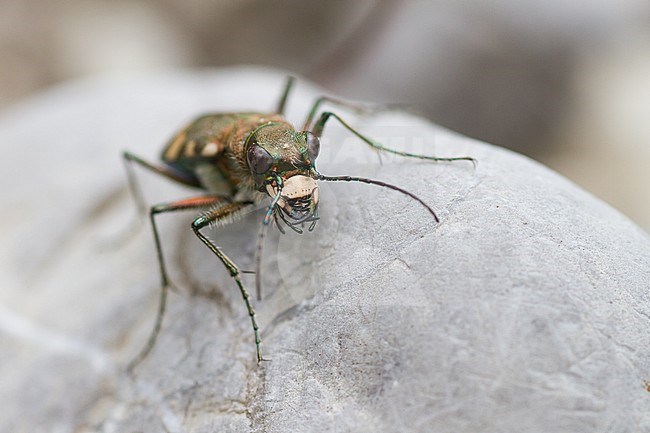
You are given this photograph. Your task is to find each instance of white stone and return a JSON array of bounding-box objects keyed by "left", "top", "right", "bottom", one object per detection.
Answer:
[{"left": 0, "top": 67, "right": 648, "bottom": 433}]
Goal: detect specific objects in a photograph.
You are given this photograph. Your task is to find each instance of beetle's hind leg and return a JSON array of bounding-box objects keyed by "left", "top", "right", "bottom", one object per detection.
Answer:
[
  {"left": 122, "top": 151, "right": 201, "bottom": 216},
  {"left": 311, "top": 111, "right": 476, "bottom": 165},
  {"left": 127, "top": 195, "right": 227, "bottom": 373},
  {"left": 113, "top": 152, "right": 204, "bottom": 249},
  {"left": 191, "top": 202, "right": 268, "bottom": 363}
]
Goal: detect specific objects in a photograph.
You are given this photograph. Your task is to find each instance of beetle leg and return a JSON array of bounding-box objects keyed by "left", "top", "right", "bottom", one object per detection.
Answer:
[
  {"left": 302, "top": 96, "right": 404, "bottom": 131},
  {"left": 128, "top": 195, "right": 228, "bottom": 373},
  {"left": 122, "top": 151, "right": 201, "bottom": 216},
  {"left": 275, "top": 76, "right": 295, "bottom": 115},
  {"left": 311, "top": 111, "right": 477, "bottom": 166},
  {"left": 191, "top": 202, "right": 269, "bottom": 363}
]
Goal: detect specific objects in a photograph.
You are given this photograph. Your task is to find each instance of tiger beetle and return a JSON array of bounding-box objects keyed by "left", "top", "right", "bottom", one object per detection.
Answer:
[{"left": 123, "top": 77, "right": 475, "bottom": 371}]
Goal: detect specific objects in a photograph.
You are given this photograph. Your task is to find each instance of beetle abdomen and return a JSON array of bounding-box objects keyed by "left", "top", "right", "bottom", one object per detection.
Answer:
[{"left": 161, "top": 114, "right": 236, "bottom": 165}]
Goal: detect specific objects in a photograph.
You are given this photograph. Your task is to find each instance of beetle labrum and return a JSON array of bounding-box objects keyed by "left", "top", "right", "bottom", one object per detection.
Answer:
[{"left": 123, "top": 78, "right": 474, "bottom": 370}]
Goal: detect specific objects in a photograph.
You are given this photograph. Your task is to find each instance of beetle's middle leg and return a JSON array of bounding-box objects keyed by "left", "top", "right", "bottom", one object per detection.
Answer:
[
  {"left": 301, "top": 96, "right": 403, "bottom": 131},
  {"left": 128, "top": 194, "right": 228, "bottom": 372},
  {"left": 311, "top": 111, "right": 476, "bottom": 165},
  {"left": 191, "top": 202, "right": 268, "bottom": 363}
]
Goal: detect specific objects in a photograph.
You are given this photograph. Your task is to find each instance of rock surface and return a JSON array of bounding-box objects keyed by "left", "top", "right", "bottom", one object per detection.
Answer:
[{"left": 0, "top": 68, "right": 648, "bottom": 433}]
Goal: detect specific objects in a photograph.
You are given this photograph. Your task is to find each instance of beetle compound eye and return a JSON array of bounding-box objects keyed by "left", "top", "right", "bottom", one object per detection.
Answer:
[
  {"left": 305, "top": 132, "right": 320, "bottom": 161},
  {"left": 247, "top": 144, "right": 274, "bottom": 174}
]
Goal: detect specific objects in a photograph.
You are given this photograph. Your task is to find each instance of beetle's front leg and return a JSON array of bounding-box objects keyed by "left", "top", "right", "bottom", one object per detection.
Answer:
[
  {"left": 128, "top": 195, "right": 227, "bottom": 373},
  {"left": 191, "top": 202, "right": 268, "bottom": 363}
]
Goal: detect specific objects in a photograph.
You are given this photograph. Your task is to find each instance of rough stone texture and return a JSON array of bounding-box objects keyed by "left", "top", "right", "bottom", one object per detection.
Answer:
[{"left": 0, "top": 68, "right": 648, "bottom": 433}]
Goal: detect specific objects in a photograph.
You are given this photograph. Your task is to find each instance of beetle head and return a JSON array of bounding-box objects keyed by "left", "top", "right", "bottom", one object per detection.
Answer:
[{"left": 245, "top": 123, "right": 321, "bottom": 229}]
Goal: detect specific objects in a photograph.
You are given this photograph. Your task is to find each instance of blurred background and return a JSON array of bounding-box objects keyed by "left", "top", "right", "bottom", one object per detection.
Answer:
[{"left": 1, "top": 0, "right": 649, "bottom": 231}]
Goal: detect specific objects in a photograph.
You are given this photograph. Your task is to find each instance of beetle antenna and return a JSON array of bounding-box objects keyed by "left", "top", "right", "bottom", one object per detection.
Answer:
[
  {"left": 315, "top": 174, "right": 439, "bottom": 223},
  {"left": 255, "top": 177, "right": 284, "bottom": 301}
]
